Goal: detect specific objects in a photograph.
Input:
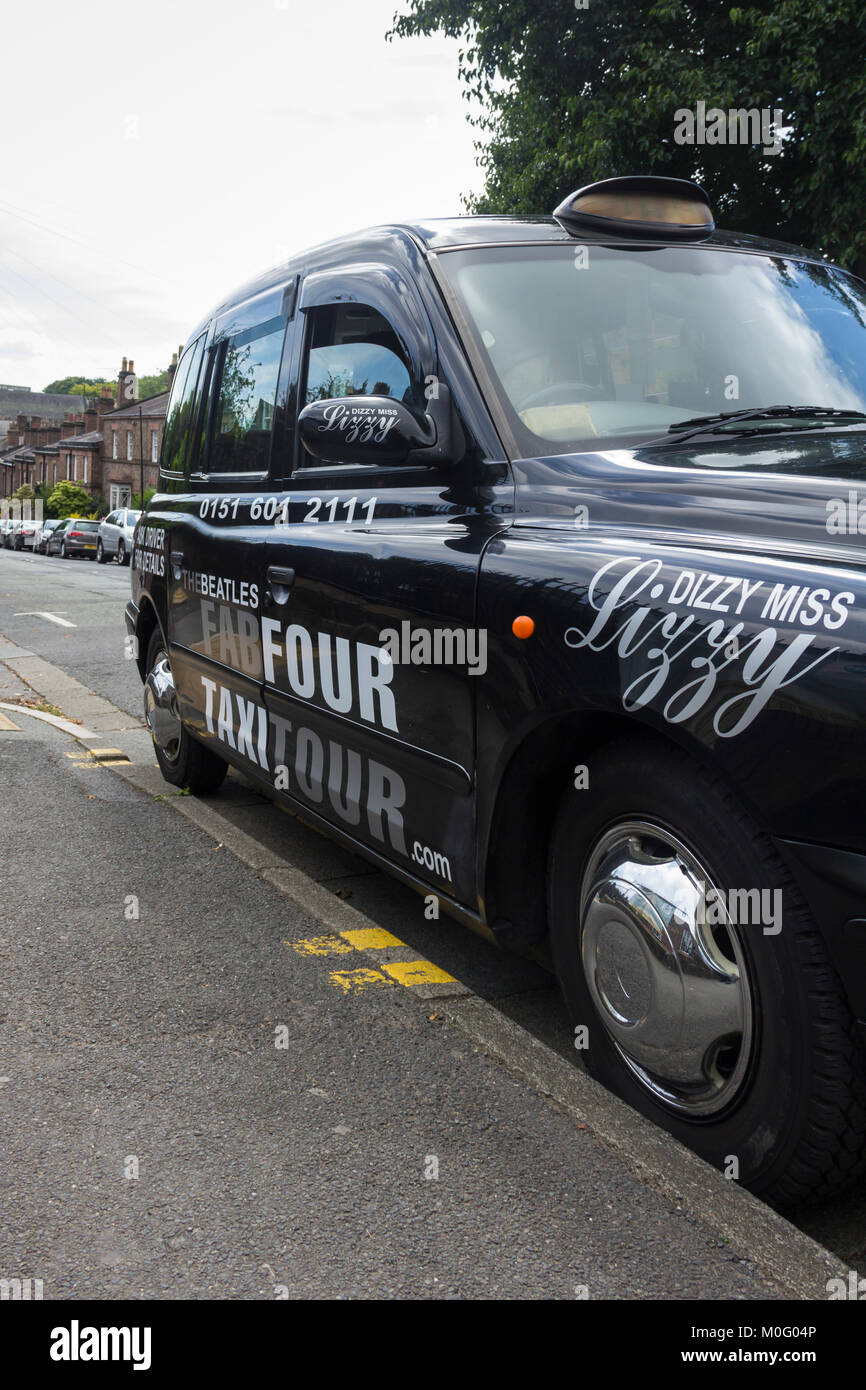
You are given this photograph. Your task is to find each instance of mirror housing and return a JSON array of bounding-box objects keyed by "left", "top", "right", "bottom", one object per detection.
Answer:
[{"left": 298, "top": 387, "right": 459, "bottom": 467}]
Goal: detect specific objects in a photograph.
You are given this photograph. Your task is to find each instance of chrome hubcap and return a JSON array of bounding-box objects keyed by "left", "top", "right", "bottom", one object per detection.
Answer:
[
  {"left": 144, "top": 649, "right": 182, "bottom": 762},
  {"left": 580, "top": 820, "right": 753, "bottom": 1116}
]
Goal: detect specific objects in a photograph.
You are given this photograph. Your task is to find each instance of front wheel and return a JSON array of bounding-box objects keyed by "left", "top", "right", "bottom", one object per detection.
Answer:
[
  {"left": 548, "top": 738, "right": 866, "bottom": 1206},
  {"left": 96, "top": 540, "right": 107, "bottom": 564},
  {"left": 60, "top": 542, "right": 67, "bottom": 559},
  {"left": 117, "top": 539, "right": 128, "bottom": 566},
  {"left": 144, "top": 630, "right": 227, "bottom": 794}
]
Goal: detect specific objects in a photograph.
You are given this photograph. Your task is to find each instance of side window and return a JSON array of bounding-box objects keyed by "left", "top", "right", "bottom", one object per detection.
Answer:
[
  {"left": 161, "top": 334, "right": 205, "bottom": 474},
  {"left": 303, "top": 303, "right": 414, "bottom": 407},
  {"left": 299, "top": 302, "right": 422, "bottom": 467},
  {"left": 207, "top": 315, "right": 286, "bottom": 474}
]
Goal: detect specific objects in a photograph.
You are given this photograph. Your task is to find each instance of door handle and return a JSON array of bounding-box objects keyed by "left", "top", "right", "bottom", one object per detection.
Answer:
[
  {"left": 267, "top": 566, "right": 296, "bottom": 586},
  {"left": 265, "top": 565, "right": 295, "bottom": 605}
]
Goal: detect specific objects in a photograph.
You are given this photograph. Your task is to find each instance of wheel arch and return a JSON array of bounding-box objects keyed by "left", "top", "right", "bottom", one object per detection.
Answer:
[
  {"left": 480, "top": 710, "right": 767, "bottom": 951},
  {"left": 134, "top": 594, "right": 163, "bottom": 682}
]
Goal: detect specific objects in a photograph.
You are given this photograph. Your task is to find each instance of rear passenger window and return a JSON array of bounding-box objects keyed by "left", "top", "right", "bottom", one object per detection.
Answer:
[
  {"left": 161, "top": 335, "right": 205, "bottom": 474},
  {"left": 208, "top": 315, "right": 286, "bottom": 474}
]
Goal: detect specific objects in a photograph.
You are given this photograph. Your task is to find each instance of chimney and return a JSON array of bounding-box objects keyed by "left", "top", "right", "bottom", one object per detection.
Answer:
[
  {"left": 60, "top": 417, "right": 77, "bottom": 440},
  {"left": 167, "top": 350, "right": 179, "bottom": 387},
  {"left": 23, "top": 416, "right": 41, "bottom": 446},
  {"left": 8, "top": 426, "right": 19, "bottom": 448},
  {"left": 118, "top": 355, "right": 137, "bottom": 406},
  {"left": 84, "top": 407, "right": 98, "bottom": 434}
]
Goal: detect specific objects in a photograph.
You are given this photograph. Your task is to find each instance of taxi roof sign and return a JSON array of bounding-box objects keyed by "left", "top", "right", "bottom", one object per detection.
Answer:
[{"left": 553, "top": 175, "right": 714, "bottom": 240}]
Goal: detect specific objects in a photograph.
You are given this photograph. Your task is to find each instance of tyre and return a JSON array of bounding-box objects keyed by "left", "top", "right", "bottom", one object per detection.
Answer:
[
  {"left": 143, "top": 629, "right": 227, "bottom": 794},
  {"left": 548, "top": 737, "right": 866, "bottom": 1206},
  {"left": 96, "top": 540, "right": 107, "bottom": 564},
  {"left": 60, "top": 542, "right": 67, "bottom": 559},
  {"left": 117, "top": 539, "right": 128, "bottom": 566}
]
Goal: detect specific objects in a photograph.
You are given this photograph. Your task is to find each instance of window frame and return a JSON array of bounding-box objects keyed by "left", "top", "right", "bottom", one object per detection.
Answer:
[
  {"left": 159, "top": 333, "right": 207, "bottom": 480},
  {"left": 289, "top": 263, "right": 437, "bottom": 484},
  {"left": 192, "top": 282, "right": 295, "bottom": 485}
]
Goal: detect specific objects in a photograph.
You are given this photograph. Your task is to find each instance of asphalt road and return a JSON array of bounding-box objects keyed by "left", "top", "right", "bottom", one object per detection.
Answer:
[{"left": 0, "top": 545, "right": 858, "bottom": 1299}]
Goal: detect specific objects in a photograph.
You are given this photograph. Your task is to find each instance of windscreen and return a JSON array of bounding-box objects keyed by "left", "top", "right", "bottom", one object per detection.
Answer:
[{"left": 441, "top": 243, "right": 866, "bottom": 456}]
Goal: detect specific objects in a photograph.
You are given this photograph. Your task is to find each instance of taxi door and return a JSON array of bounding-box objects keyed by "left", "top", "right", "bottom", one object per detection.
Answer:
[
  {"left": 165, "top": 284, "right": 295, "bottom": 765},
  {"left": 261, "top": 266, "right": 510, "bottom": 906}
]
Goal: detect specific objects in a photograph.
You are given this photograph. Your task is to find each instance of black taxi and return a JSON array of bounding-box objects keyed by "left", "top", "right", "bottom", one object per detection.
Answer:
[{"left": 126, "top": 176, "right": 866, "bottom": 1205}]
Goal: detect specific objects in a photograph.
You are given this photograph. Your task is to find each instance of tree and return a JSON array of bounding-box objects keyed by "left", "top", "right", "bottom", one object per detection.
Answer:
[
  {"left": 43, "top": 376, "right": 112, "bottom": 396},
  {"left": 137, "top": 370, "right": 170, "bottom": 399},
  {"left": 45, "top": 481, "right": 96, "bottom": 519},
  {"left": 13, "top": 483, "right": 35, "bottom": 502},
  {"left": 388, "top": 0, "right": 866, "bottom": 275}
]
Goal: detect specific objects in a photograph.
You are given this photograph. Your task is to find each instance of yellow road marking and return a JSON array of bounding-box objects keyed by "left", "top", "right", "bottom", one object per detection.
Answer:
[
  {"left": 291, "top": 935, "right": 355, "bottom": 957},
  {"left": 0, "top": 712, "right": 20, "bottom": 730},
  {"left": 340, "top": 927, "right": 403, "bottom": 950},
  {"left": 381, "top": 960, "right": 457, "bottom": 987},
  {"left": 329, "top": 967, "right": 392, "bottom": 994},
  {"left": 291, "top": 929, "right": 460, "bottom": 994}
]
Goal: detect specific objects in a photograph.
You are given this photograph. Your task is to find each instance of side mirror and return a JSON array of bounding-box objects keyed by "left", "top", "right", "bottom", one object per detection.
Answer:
[{"left": 297, "top": 387, "right": 459, "bottom": 467}]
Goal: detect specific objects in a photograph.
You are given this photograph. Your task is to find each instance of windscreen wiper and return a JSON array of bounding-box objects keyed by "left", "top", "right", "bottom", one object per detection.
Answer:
[{"left": 657, "top": 405, "right": 866, "bottom": 447}]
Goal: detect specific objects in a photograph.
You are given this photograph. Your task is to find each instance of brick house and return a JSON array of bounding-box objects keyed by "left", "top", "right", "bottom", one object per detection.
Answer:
[
  {"left": 1, "top": 353, "right": 178, "bottom": 509},
  {"left": 98, "top": 358, "right": 172, "bottom": 510}
]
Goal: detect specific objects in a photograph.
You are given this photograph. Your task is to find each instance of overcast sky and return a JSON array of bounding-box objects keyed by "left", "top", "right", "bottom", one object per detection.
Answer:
[{"left": 0, "top": 0, "right": 481, "bottom": 393}]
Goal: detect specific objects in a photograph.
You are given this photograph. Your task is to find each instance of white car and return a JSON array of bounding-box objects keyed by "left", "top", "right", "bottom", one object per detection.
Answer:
[
  {"left": 35, "top": 518, "right": 62, "bottom": 553},
  {"left": 3, "top": 519, "right": 35, "bottom": 550},
  {"left": 14, "top": 517, "right": 40, "bottom": 550},
  {"left": 97, "top": 507, "right": 140, "bottom": 566}
]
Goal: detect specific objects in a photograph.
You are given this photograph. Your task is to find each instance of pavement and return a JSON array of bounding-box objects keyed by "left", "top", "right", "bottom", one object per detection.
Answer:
[{"left": 0, "top": 547, "right": 861, "bottom": 1300}]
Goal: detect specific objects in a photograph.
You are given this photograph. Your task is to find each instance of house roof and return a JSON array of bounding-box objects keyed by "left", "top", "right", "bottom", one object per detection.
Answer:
[
  {"left": 57, "top": 431, "right": 102, "bottom": 447},
  {"left": 103, "top": 390, "right": 169, "bottom": 421},
  {"left": 0, "top": 388, "right": 83, "bottom": 421}
]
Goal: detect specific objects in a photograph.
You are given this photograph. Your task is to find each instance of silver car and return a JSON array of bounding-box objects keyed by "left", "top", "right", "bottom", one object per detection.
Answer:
[
  {"left": 35, "top": 518, "right": 62, "bottom": 553},
  {"left": 97, "top": 507, "right": 140, "bottom": 566}
]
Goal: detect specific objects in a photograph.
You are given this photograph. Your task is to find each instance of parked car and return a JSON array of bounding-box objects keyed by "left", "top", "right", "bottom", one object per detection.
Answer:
[
  {"left": 56, "top": 518, "right": 100, "bottom": 559},
  {"left": 0, "top": 519, "right": 15, "bottom": 547},
  {"left": 12, "top": 518, "right": 40, "bottom": 550},
  {"left": 35, "top": 518, "right": 62, "bottom": 554},
  {"left": 3, "top": 519, "right": 22, "bottom": 549},
  {"left": 97, "top": 507, "right": 140, "bottom": 565},
  {"left": 45, "top": 519, "right": 71, "bottom": 556},
  {"left": 126, "top": 173, "right": 866, "bottom": 1205}
]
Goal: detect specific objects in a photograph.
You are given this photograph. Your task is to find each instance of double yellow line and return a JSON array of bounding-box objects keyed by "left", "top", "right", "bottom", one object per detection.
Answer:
[{"left": 289, "top": 926, "right": 457, "bottom": 994}]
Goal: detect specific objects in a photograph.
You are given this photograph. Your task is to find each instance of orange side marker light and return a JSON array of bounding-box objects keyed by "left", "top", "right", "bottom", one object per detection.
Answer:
[{"left": 512, "top": 615, "right": 535, "bottom": 639}]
